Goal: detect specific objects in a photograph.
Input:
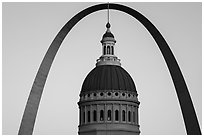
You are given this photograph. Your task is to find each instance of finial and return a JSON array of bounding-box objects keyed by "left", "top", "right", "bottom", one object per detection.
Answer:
[{"left": 106, "top": 22, "right": 110, "bottom": 28}]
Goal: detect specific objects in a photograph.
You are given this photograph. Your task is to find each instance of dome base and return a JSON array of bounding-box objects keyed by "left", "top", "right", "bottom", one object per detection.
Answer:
[
  {"left": 78, "top": 123, "right": 140, "bottom": 135},
  {"left": 96, "top": 55, "right": 121, "bottom": 66}
]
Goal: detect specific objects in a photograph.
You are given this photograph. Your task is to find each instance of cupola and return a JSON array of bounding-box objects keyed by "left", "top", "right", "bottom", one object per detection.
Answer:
[{"left": 96, "top": 22, "right": 121, "bottom": 66}]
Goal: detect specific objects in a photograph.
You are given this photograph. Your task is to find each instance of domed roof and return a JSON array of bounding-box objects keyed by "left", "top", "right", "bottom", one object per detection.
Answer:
[
  {"left": 81, "top": 65, "right": 137, "bottom": 93},
  {"left": 100, "top": 22, "right": 116, "bottom": 43},
  {"left": 102, "top": 31, "right": 114, "bottom": 38}
]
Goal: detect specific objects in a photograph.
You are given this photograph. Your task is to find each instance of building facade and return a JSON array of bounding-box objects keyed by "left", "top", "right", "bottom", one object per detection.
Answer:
[{"left": 78, "top": 22, "right": 140, "bottom": 135}]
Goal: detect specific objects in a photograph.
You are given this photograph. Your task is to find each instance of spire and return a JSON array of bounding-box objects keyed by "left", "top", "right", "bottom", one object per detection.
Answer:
[
  {"left": 107, "top": 2, "right": 109, "bottom": 23},
  {"left": 101, "top": 3, "right": 116, "bottom": 43},
  {"left": 96, "top": 7, "right": 121, "bottom": 66}
]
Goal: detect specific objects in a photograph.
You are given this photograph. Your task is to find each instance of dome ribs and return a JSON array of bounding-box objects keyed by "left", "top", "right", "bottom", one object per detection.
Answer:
[
  {"left": 115, "top": 66, "right": 124, "bottom": 90},
  {"left": 82, "top": 68, "right": 93, "bottom": 92},
  {"left": 128, "top": 73, "right": 136, "bottom": 92},
  {"left": 106, "top": 66, "right": 112, "bottom": 89},
  {"left": 81, "top": 76, "right": 87, "bottom": 92},
  {"left": 100, "top": 66, "right": 106, "bottom": 90},
  {"left": 81, "top": 65, "right": 137, "bottom": 93},
  {"left": 111, "top": 66, "right": 118, "bottom": 90},
  {"left": 96, "top": 66, "right": 103, "bottom": 90},
  {"left": 123, "top": 68, "right": 136, "bottom": 92},
  {"left": 118, "top": 66, "right": 128, "bottom": 90},
  {"left": 88, "top": 68, "right": 96, "bottom": 91},
  {"left": 93, "top": 66, "right": 101, "bottom": 90},
  {"left": 104, "top": 66, "right": 109, "bottom": 90},
  {"left": 122, "top": 67, "right": 133, "bottom": 91}
]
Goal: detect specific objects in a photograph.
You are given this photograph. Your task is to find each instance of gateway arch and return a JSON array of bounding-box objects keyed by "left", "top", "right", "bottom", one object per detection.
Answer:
[{"left": 18, "top": 3, "right": 201, "bottom": 135}]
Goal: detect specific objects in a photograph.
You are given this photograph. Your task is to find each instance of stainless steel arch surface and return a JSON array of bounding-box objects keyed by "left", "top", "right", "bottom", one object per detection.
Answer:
[{"left": 18, "top": 3, "right": 201, "bottom": 135}]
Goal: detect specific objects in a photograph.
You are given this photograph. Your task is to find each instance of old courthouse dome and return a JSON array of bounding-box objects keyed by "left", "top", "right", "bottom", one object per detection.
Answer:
[
  {"left": 78, "top": 22, "right": 140, "bottom": 135},
  {"left": 81, "top": 65, "right": 137, "bottom": 93},
  {"left": 81, "top": 22, "right": 136, "bottom": 93}
]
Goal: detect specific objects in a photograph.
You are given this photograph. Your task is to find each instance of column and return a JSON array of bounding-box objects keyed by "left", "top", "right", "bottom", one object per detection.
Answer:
[
  {"left": 131, "top": 105, "right": 133, "bottom": 124},
  {"left": 104, "top": 103, "right": 107, "bottom": 122},
  {"left": 126, "top": 104, "right": 128, "bottom": 123},
  {"left": 96, "top": 104, "right": 98, "bottom": 122},
  {"left": 84, "top": 105, "right": 86, "bottom": 124},
  {"left": 112, "top": 103, "right": 114, "bottom": 123},
  {"left": 90, "top": 105, "right": 92, "bottom": 123},
  {"left": 119, "top": 104, "right": 121, "bottom": 123}
]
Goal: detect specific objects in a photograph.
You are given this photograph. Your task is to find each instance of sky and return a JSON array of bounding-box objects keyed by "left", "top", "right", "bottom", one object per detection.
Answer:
[{"left": 2, "top": 2, "right": 202, "bottom": 135}]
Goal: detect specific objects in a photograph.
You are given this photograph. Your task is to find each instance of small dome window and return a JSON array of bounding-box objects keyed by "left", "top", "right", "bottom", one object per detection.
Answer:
[
  {"left": 93, "top": 110, "right": 97, "bottom": 122},
  {"left": 87, "top": 111, "right": 90, "bottom": 123},
  {"left": 111, "top": 46, "right": 114, "bottom": 55},
  {"left": 103, "top": 46, "right": 106, "bottom": 55},
  {"left": 115, "top": 110, "right": 119, "bottom": 121},
  {"left": 122, "top": 110, "right": 126, "bottom": 121},
  {"left": 133, "top": 112, "right": 135, "bottom": 122},
  {"left": 115, "top": 92, "right": 118, "bottom": 96},
  {"left": 108, "top": 92, "right": 111, "bottom": 96},
  {"left": 128, "top": 111, "right": 131, "bottom": 122},
  {"left": 128, "top": 94, "right": 131, "bottom": 97},
  {"left": 100, "top": 92, "right": 104, "bottom": 96},
  {"left": 107, "top": 46, "right": 110, "bottom": 54},
  {"left": 107, "top": 110, "right": 112, "bottom": 121},
  {"left": 100, "top": 110, "right": 104, "bottom": 121}
]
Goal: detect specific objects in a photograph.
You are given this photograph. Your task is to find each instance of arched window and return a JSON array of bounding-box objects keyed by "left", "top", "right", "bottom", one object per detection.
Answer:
[
  {"left": 133, "top": 112, "right": 135, "bottom": 123},
  {"left": 103, "top": 46, "right": 106, "bottom": 55},
  {"left": 128, "top": 111, "right": 131, "bottom": 122},
  {"left": 100, "top": 110, "right": 104, "bottom": 121},
  {"left": 111, "top": 46, "right": 114, "bottom": 55},
  {"left": 83, "top": 111, "right": 85, "bottom": 123},
  {"left": 93, "top": 110, "right": 97, "bottom": 122},
  {"left": 115, "top": 110, "right": 119, "bottom": 121},
  {"left": 87, "top": 111, "right": 90, "bottom": 122},
  {"left": 107, "top": 46, "right": 110, "bottom": 54},
  {"left": 122, "top": 110, "right": 126, "bottom": 121},
  {"left": 107, "top": 110, "right": 111, "bottom": 121}
]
